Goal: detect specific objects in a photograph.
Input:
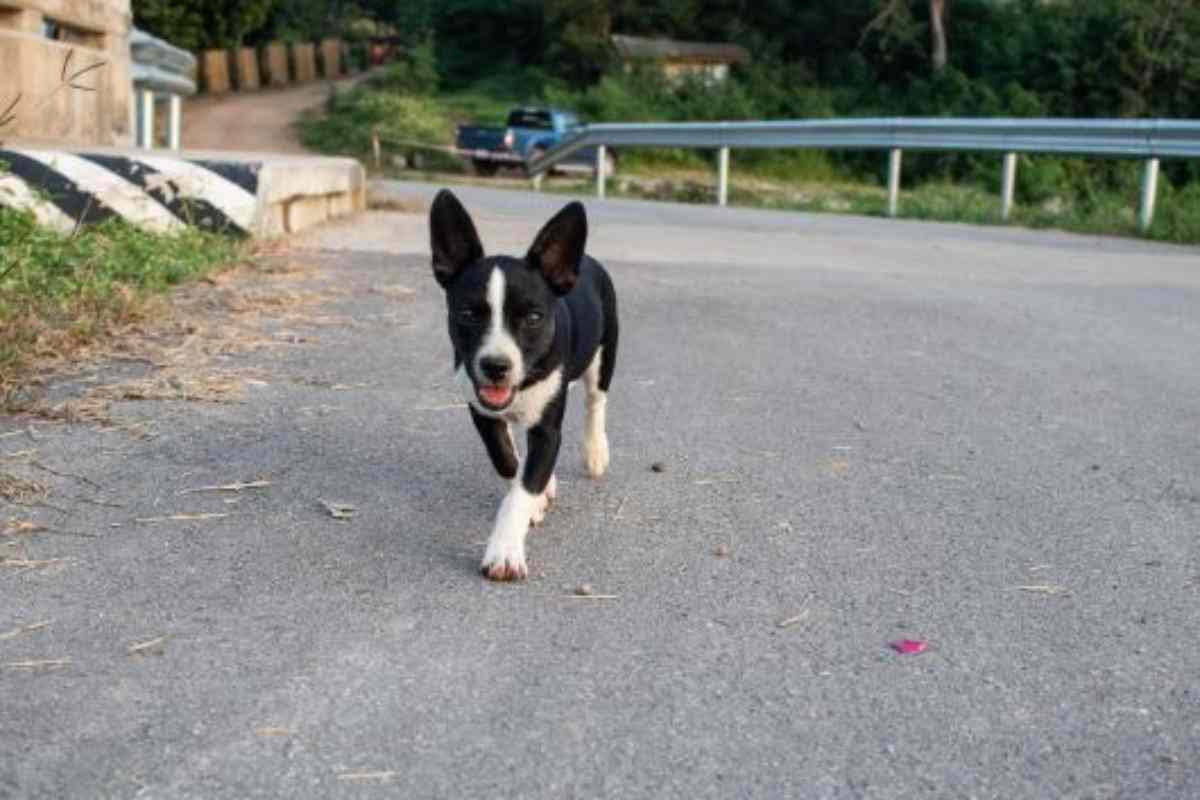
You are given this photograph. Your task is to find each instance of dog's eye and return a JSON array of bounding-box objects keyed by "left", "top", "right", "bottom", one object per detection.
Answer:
[
  {"left": 523, "top": 311, "right": 544, "bottom": 326},
  {"left": 457, "top": 307, "right": 484, "bottom": 324}
]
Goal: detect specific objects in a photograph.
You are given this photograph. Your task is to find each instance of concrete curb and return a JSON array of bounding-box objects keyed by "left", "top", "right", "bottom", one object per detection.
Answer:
[{"left": 0, "top": 146, "right": 365, "bottom": 237}]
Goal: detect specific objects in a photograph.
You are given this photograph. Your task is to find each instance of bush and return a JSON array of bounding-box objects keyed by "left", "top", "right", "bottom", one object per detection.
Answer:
[
  {"left": 368, "top": 40, "right": 439, "bottom": 96},
  {"left": 1151, "top": 180, "right": 1200, "bottom": 244},
  {"left": 302, "top": 88, "right": 454, "bottom": 156}
]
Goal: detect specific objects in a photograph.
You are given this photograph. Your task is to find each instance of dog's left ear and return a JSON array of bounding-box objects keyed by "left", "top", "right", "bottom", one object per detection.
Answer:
[{"left": 526, "top": 201, "right": 587, "bottom": 296}]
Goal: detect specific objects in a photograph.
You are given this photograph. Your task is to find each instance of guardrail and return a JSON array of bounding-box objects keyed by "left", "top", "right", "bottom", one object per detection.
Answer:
[
  {"left": 526, "top": 118, "right": 1200, "bottom": 231},
  {"left": 130, "top": 28, "right": 197, "bottom": 150}
]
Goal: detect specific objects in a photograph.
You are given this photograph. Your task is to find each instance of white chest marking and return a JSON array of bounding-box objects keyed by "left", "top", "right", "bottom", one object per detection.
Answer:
[{"left": 459, "top": 365, "right": 563, "bottom": 428}]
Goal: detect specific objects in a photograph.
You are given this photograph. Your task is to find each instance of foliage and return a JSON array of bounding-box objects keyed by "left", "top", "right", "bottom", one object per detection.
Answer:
[
  {"left": 0, "top": 208, "right": 239, "bottom": 388},
  {"left": 133, "top": 0, "right": 274, "bottom": 50},
  {"left": 367, "top": 40, "right": 440, "bottom": 95},
  {"left": 299, "top": 87, "right": 454, "bottom": 158}
]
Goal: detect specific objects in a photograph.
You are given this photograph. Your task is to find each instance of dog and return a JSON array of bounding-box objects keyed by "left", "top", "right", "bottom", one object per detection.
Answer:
[{"left": 429, "top": 189, "right": 618, "bottom": 581}]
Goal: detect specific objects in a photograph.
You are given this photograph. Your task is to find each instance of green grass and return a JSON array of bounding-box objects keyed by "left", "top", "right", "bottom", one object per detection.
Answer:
[
  {"left": 579, "top": 171, "right": 1200, "bottom": 245},
  {"left": 0, "top": 207, "right": 240, "bottom": 393},
  {"left": 298, "top": 85, "right": 463, "bottom": 173}
]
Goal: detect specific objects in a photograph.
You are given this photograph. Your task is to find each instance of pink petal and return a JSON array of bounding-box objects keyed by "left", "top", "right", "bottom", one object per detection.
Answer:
[{"left": 889, "top": 639, "right": 928, "bottom": 654}]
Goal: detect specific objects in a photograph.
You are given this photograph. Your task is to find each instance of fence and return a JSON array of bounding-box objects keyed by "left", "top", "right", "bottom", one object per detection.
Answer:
[
  {"left": 527, "top": 118, "right": 1200, "bottom": 231},
  {"left": 129, "top": 28, "right": 196, "bottom": 150}
]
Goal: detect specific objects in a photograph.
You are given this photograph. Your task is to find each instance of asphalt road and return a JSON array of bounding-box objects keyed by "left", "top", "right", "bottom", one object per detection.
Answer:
[{"left": 4, "top": 183, "right": 1199, "bottom": 798}]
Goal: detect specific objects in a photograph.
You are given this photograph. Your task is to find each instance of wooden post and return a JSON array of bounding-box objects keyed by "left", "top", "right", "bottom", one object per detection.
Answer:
[
  {"left": 1138, "top": 158, "right": 1160, "bottom": 233},
  {"left": 137, "top": 89, "right": 154, "bottom": 148},
  {"left": 1000, "top": 152, "right": 1017, "bottom": 221},
  {"left": 168, "top": 95, "right": 181, "bottom": 150},
  {"left": 717, "top": 146, "right": 730, "bottom": 207},
  {"left": 372, "top": 129, "right": 381, "bottom": 169},
  {"left": 887, "top": 148, "right": 903, "bottom": 218},
  {"left": 597, "top": 145, "right": 607, "bottom": 199}
]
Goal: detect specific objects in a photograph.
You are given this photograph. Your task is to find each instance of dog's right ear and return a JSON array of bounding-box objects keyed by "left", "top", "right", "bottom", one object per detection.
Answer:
[{"left": 430, "top": 189, "right": 484, "bottom": 287}]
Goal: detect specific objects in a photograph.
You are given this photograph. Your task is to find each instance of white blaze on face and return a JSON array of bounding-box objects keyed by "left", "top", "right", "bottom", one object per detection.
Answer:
[{"left": 475, "top": 266, "right": 524, "bottom": 387}]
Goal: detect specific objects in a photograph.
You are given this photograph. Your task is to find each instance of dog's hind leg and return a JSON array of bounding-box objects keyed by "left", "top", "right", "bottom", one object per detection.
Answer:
[{"left": 581, "top": 347, "right": 610, "bottom": 478}]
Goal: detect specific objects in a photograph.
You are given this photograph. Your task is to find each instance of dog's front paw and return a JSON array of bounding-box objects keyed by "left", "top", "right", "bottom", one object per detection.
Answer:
[
  {"left": 480, "top": 538, "right": 527, "bottom": 581},
  {"left": 584, "top": 433, "right": 609, "bottom": 479}
]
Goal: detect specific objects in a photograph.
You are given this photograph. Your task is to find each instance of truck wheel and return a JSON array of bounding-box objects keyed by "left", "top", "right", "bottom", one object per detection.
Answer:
[{"left": 473, "top": 160, "right": 498, "bottom": 177}]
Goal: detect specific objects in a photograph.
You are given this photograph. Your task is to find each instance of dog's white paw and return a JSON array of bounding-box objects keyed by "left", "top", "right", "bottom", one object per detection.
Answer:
[
  {"left": 480, "top": 537, "right": 527, "bottom": 581},
  {"left": 584, "top": 433, "right": 609, "bottom": 479},
  {"left": 480, "top": 486, "right": 535, "bottom": 581}
]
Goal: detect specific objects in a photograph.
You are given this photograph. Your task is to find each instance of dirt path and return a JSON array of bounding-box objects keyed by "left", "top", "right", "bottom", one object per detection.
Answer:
[{"left": 181, "top": 73, "right": 370, "bottom": 153}]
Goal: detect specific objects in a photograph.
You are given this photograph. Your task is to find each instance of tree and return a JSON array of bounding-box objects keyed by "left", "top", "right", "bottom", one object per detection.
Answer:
[
  {"left": 929, "top": 0, "right": 947, "bottom": 72},
  {"left": 861, "top": 0, "right": 950, "bottom": 73},
  {"left": 1118, "top": 0, "right": 1200, "bottom": 117},
  {"left": 133, "top": 0, "right": 275, "bottom": 51},
  {"left": 544, "top": 0, "right": 614, "bottom": 86}
]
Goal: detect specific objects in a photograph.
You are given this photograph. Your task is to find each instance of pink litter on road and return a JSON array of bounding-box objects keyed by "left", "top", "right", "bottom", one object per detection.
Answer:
[{"left": 889, "top": 639, "right": 928, "bottom": 654}]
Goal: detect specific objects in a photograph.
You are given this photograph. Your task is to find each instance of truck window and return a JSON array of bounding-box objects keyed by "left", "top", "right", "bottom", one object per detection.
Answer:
[{"left": 507, "top": 110, "right": 553, "bottom": 130}]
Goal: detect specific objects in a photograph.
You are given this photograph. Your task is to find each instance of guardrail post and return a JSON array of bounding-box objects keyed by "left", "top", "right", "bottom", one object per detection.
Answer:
[
  {"left": 717, "top": 146, "right": 730, "bottom": 207},
  {"left": 1000, "top": 152, "right": 1017, "bottom": 221},
  {"left": 371, "top": 129, "right": 381, "bottom": 169},
  {"left": 1138, "top": 158, "right": 1160, "bottom": 233},
  {"left": 596, "top": 145, "right": 607, "bottom": 199},
  {"left": 887, "top": 148, "right": 902, "bottom": 217},
  {"left": 167, "top": 95, "right": 182, "bottom": 150},
  {"left": 137, "top": 89, "right": 155, "bottom": 149}
]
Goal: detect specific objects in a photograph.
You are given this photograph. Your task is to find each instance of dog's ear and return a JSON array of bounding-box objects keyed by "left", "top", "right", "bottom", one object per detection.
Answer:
[
  {"left": 526, "top": 201, "right": 586, "bottom": 296},
  {"left": 430, "top": 189, "right": 484, "bottom": 287}
]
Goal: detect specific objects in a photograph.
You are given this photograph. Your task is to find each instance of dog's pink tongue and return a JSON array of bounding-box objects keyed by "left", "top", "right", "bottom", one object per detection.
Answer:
[{"left": 479, "top": 385, "right": 512, "bottom": 406}]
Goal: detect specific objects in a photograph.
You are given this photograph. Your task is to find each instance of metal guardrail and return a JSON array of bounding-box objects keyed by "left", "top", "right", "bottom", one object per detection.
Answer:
[
  {"left": 527, "top": 118, "right": 1200, "bottom": 231},
  {"left": 130, "top": 28, "right": 198, "bottom": 150}
]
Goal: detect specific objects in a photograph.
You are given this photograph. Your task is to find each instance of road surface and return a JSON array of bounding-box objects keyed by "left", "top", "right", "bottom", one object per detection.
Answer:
[{"left": 3, "top": 184, "right": 1199, "bottom": 798}]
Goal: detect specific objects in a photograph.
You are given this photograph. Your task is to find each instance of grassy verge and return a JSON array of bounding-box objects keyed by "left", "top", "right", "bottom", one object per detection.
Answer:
[
  {"left": 0, "top": 207, "right": 241, "bottom": 400},
  {"left": 585, "top": 165, "right": 1200, "bottom": 245}
]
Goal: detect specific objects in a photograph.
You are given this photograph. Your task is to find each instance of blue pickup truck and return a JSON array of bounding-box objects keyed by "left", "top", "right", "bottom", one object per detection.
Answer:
[{"left": 456, "top": 107, "right": 615, "bottom": 177}]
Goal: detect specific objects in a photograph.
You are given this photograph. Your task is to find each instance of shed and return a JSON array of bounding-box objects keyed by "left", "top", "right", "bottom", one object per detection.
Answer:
[{"left": 611, "top": 34, "right": 749, "bottom": 84}]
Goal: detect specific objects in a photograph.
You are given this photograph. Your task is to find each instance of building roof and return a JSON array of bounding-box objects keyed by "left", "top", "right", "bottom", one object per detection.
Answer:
[{"left": 611, "top": 34, "right": 750, "bottom": 65}]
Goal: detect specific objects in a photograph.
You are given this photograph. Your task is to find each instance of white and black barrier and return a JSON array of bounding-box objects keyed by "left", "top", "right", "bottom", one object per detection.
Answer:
[{"left": 0, "top": 148, "right": 258, "bottom": 235}]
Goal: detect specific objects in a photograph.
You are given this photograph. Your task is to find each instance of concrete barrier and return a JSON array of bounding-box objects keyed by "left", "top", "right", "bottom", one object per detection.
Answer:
[
  {"left": 263, "top": 42, "right": 288, "bottom": 85},
  {"left": 234, "top": 47, "right": 259, "bottom": 90},
  {"left": 0, "top": 0, "right": 132, "bottom": 146},
  {"left": 0, "top": 146, "right": 366, "bottom": 237},
  {"left": 319, "top": 38, "right": 341, "bottom": 78},
  {"left": 200, "top": 49, "right": 230, "bottom": 93},
  {"left": 291, "top": 42, "right": 316, "bottom": 82}
]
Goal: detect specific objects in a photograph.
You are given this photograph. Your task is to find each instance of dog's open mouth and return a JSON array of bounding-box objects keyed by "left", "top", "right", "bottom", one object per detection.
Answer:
[{"left": 477, "top": 383, "right": 514, "bottom": 410}]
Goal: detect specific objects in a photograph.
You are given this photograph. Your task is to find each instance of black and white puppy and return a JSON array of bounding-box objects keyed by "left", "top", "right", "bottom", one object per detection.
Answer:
[{"left": 429, "top": 189, "right": 618, "bottom": 581}]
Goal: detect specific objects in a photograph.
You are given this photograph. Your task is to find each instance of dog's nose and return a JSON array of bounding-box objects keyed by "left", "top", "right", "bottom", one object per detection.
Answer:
[{"left": 479, "top": 356, "right": 512, "bottom": 382}]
